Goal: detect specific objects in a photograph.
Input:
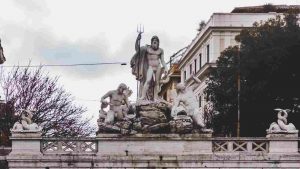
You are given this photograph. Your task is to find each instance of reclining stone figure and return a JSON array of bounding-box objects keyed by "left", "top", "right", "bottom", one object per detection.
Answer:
[
  {"left": 12, "top": 109, "right": 42, "bottom": 131},
  {"left": 171, "top": 82, "right": 205, "bottom": 130}
]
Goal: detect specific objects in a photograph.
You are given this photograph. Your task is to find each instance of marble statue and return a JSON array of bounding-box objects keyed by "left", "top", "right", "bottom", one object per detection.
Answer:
[
  {"left": 171, "top": 76, "right": 205, "bottom": 129},
  {"left": 12, "top": 109, "right": 42, "bottom": 131},
  {"left": 98, "top": 84, "right": 137, "bottom": 134},
  {"left": 98, "top": 82, "right": 172, "bottom": 134},
  {"left": 0, "top": 39, "right": 6, "bottom": 64},
  {"left": 97, "top": 78, "right": 213, "bottom": 134},
  {"left": 267, "top": 108, "right": 297, "bottom": 133},
  {"left": 100, "top": 83, "right": 131, "bottom": 124},
  {"left": 130, "top": 34, "right": 168, "bottom": 101}
]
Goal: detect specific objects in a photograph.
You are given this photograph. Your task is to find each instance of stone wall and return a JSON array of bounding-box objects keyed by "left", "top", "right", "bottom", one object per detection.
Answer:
[{"left": 5, "top": 133, "right": 300, "bottom": 169}]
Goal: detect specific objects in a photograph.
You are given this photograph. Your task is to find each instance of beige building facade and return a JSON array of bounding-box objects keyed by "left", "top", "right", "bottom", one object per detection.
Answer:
[{"left": 178, "top": 12, "right": 279, "bottom": 112}]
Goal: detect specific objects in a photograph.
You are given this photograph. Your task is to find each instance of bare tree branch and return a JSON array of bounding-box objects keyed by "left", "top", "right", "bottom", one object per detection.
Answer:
[{"left": 1, "top": 66, "right": 95, "bottom": 137}]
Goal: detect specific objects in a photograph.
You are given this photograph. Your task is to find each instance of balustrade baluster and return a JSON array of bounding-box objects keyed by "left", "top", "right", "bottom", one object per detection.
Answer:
[{"left": 247, "top": 141, "right": 253, "bottom": 152}]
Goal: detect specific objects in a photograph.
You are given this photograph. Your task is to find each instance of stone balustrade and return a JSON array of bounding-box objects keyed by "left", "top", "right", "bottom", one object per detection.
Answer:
[
  {"left": 212, "top": 137, "right": 269, "bottom": 153},
  {"left": 5, "top": 133, "right": 300, "bottom": 168},
  {"left": 42, "top": 138, "right": 97, "bottom": 154}
]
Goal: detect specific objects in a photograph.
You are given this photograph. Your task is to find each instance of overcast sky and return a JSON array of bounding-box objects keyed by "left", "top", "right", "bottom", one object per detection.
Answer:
[{"left": 0, "top": 0, "right": 299, "bottom": 128}]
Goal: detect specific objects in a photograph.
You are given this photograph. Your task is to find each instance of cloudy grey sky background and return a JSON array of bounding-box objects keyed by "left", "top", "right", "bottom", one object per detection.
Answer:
[{"left": 0, "top": 0, "right": 299, "bottom": 128}]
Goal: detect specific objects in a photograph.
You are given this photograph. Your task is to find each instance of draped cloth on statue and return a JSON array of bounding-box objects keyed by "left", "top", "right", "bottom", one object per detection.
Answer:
[{"left": 130, "top": 45, "right": 154, "bottom": 99}]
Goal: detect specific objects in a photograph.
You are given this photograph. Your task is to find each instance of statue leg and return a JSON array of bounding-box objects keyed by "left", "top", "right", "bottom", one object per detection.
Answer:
[
  {"left": 192, "top": 111, "right": 205, "bottom": 128},
  {"left": 141, "top": 67, "right": 154, "bottom": 99},
  {"left": 139, "top": 83, "right": 144, "bottom": 98},
  {"left": 154, "top": 66, "right": 162, "bottom": 100},
  {"left": 105, "top": 110, "right": 115, "bottom": 124},
  {"left": 115, "top": 106, "right": 124, "bottom": 121}
]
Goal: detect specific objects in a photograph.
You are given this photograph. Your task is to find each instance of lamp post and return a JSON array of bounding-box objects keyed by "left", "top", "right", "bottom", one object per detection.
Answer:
[{"left": 237, "top": 46, "right": 241, "bottom": 137}]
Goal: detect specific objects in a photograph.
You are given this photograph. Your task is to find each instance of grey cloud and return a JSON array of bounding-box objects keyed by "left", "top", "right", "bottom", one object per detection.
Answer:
[
  {"left": 1, "top": 22, "right": 132, "bottom": 79},
  {"left": 0, "top": 0, "right": 128, "bottom": 78},
  {"left": 12, "top": 0, "right": 50, "bottom": 18},
  {"left": 1, "top": 1, "right": 189, "bottom": 80}
]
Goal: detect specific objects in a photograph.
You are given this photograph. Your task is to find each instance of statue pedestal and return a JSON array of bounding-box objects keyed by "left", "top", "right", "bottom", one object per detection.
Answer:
[
  {"left": 266, "top": 131, "right": 299, "bottom": 153},
  {"left": 9, "top": 130, "right": 42, "bottom": 156},
  {"left": 96, "top": 133, "right": 213, "bottom": 156}
]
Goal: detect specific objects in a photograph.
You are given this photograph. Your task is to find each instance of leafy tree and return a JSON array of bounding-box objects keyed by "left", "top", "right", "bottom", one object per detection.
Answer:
[
  {"left": 205, "top": 46, "right": 239, "bottom": 136},
  {"left": 1, "top": 66, "right": 95, "bottom": 138},
  {"left": 206, "top": 12, "right": 300, "bottom": 136}
]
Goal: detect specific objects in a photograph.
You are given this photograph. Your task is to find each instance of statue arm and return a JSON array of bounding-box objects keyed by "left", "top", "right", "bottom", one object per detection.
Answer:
[
  {"left": 27, "top": 110, "right": 33, "bottom": 119},
  {"left": 124, "top": 96, "right": 130, "bottom": 108},
  {"left": 101, "top": 91, "right": 112, "bottom": 103},
  {"left": 171, "top": 97, "right": 181, "bottom": 117},
  {"left": 135, "top": 33, "right": 142, "bottom": 52},
  {"left": 173, "top": 97, "right": 180, "bottom": 107}
]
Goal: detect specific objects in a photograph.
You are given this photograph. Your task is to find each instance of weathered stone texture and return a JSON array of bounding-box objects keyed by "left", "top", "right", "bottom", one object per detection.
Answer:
[{"left": 6, "top": 133, "right": 300, "bottom": 168}]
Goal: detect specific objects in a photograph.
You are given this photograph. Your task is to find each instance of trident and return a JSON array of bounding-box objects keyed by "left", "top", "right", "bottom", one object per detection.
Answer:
[
  {"left": 137, "top": 24, "right": 144, "bottom": 35},
  {"left": 136, "top": 24, "right": 144, "bottom": 53},
  {"left": 136, "top": 24, "right": 144, "bottom": 99}
]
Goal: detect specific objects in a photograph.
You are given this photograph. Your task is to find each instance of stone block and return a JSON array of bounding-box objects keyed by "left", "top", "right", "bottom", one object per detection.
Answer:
[
  {"left": 9, "top": 131, "right": 42, "bottom": 156},
  {"left": 96, "top": 134, "right": 213, "bottom": 156},
  {"left": 267, "top": 131, "right": 299, "bottom": 153}
]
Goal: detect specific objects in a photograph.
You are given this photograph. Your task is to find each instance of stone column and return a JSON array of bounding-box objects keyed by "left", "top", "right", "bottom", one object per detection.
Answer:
[
  {"left": 267, "top": 131, "right": 299, "bottom": 153},
  {"left": 7, "top": 131, "right": 43, "bottom": 169}
]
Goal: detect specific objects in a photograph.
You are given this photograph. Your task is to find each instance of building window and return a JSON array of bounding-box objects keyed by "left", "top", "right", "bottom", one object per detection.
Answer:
[
  {"left": 199, "top": 53, "right": 202, "bottom": 69},
  {"left": 194, "top": 59, "right": 197, "bottom": 73},
  {"left": 189, "top": 64, "right": 193, "bottom": 75},
  {"left": 206, "top": 44, "right": 210, "bottom": 63},
  {"left": 199, "top": 95, "right": 202, "bottom": 107},
  {"left": 184, "top": 70, "right": 187, "bottom": 80}
]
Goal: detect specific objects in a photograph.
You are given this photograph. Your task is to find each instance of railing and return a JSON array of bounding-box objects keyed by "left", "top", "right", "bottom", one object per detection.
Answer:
[
  {"left": 41, "top": 138, "right": 97, "bottom": 154},
  {"left": 212, "top": 138, "right": 269, "bottom": 153},
  {"left": 41, "top": 137, "right": 298, "bottom": 154}
]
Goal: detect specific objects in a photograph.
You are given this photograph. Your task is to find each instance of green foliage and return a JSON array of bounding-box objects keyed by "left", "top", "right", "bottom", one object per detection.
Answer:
[
  {"left": 206, "top": 13, "right": 300, "bottom": 136},
  {"left": 205, "top": 46, "right": 239, "bottom": 135},
  {"left": 232, "top": 4, "right": 300, "bottom": 13}
]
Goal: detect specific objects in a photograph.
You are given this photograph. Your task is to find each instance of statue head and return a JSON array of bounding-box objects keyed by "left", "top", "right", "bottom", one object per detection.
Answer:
[
  {"left": 151, "top": 35, "right": 159, "bottom": 50},
  {"left": 117, "top": 83, "right": 127, "bottom": 94},
  {"left": 176, "top": 83, "right": 186, "bottom": 93}
]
